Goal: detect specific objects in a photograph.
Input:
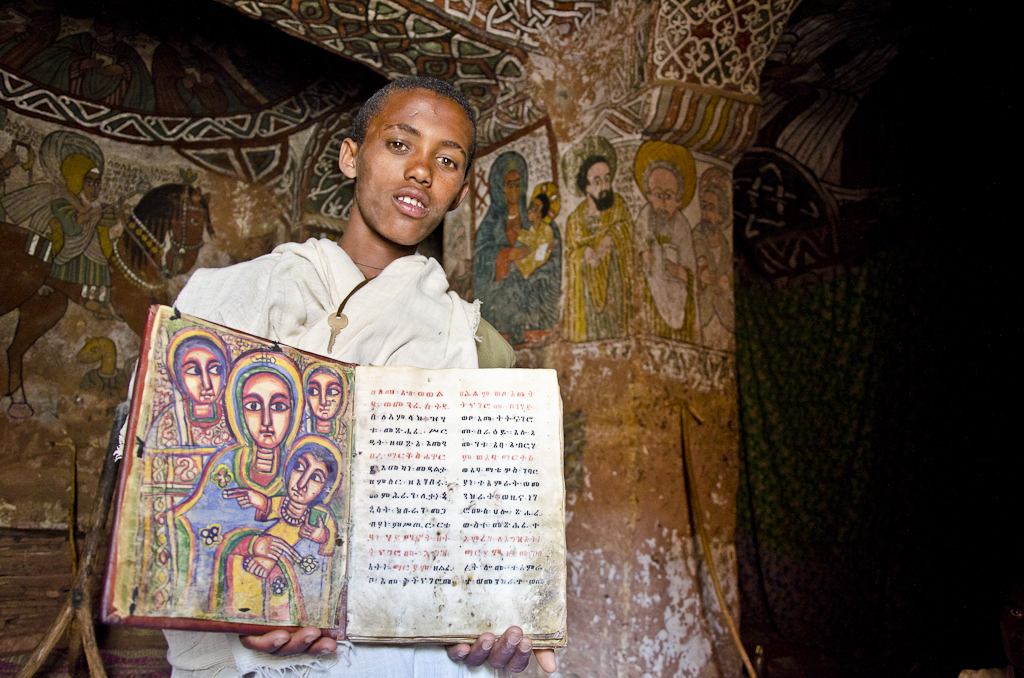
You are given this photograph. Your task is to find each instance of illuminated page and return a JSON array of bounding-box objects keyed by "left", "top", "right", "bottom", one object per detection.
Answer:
[{"left": 346, "top": 367, "right": 566, "bottom": 645}]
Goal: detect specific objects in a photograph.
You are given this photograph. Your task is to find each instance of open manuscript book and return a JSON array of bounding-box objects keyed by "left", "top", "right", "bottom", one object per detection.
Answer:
[{"left": 102, "top": 305, "right": 566, "bottom": 646}]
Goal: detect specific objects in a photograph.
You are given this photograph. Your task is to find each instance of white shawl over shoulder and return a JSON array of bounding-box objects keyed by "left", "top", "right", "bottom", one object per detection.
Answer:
[{"left": 175, "top": 238, "right": 481, "bottom": 369}]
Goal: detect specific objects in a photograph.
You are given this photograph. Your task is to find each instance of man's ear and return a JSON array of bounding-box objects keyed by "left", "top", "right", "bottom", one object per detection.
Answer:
[
  {"left": 338, "top": 138, "right": 359, "bottom": 179},
  {"left": 447, "top": 181, "right": 470, "bottom": 213}
]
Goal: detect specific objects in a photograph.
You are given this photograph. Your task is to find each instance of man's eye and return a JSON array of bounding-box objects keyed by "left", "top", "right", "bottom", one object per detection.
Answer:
[
  {"left": 243, "top": 400, "right": 262, "bottom": 411},
  {"left": 327, "top": 386, "right": 342, "bottom": 397},
  {"left": 208, "top": 363, "right": 222, "bottom": 375},
  {"left": 439, "top": 157, "right": 457, "bottom": 170},
  {"left": 1011, "top": 606, "right": 1023, "bottom": 619},
  {"left": 183, "top": 363, "right": 199, "bottom": 376},
  {"left": 388, "top": 141, "right": 408, "bottom": 151},
  {"left": 269, "top": 401, "right": 291, "bottom": 412},
  {"left": 308, "top": 386, "right": 321, "bottom": 397}
]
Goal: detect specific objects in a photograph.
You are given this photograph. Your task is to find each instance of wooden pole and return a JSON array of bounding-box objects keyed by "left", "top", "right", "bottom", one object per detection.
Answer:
[
  {"left": 15, "top": 403, "right": 127, "bottom": 678},
  {"left": 677, "top": 401, "right": 759, "bottom": 678}
]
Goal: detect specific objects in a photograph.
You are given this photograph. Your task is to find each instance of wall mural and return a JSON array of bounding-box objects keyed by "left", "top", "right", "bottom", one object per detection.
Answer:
[
  {"left": 444, "top": 117, "right": 736, "bottom": 391},
  {"left": 0, "top": 0, "right": 377, "bottom": 531},
  {"left": 650, "top": 0, "right": 796, "bottom": 95},
  {"left": 473, "top": 150, "right": 562, "bottom": 347},
  {"left": 0, "top": 127, "right": 213, "bottom": 417},
  {"left": 731, "top": 1, "right": 899, "bottom": 287},
  {"left": 209, "top": 0, "right": 604, "bottom": 145}
]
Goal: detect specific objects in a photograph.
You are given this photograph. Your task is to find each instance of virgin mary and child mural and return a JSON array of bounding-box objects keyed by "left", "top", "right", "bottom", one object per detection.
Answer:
[
  {"left": 473, "top": 151, "right": 562, "bottom": 346},
  {"left": 136, "top": 323, "right": 351, "bottom": 627}
]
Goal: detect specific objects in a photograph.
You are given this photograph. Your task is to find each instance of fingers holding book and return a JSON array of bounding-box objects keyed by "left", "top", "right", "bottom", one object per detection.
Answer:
[
  {"left": 240, "top": 627, "right": 338, "bottom": 656},
  {"left": 447, "top": 627, "right": 557, "bottom": 674}
]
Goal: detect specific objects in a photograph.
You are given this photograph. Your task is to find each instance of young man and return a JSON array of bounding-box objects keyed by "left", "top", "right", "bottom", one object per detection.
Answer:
[
  {"left": 167, "top": 77, "right": 556, "bottom": 676},
  {"left": 959, "top": 571, "right": 1024, "bottom": 678}
]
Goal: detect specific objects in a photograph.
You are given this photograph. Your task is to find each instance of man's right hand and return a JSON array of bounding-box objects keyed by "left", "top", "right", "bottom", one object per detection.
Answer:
[{"left": 240, "top": 627, "right": 337, "bottom": 656}]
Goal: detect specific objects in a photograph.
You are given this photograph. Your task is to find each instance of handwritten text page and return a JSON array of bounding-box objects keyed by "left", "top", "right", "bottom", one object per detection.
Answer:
[{"left": 346, "top": 367, "right": 565, "bottom": 643}]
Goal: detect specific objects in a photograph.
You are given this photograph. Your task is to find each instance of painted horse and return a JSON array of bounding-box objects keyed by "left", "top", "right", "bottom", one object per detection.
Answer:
[{"left": 0, "top": 183, "right": 213, "bottom": 418}]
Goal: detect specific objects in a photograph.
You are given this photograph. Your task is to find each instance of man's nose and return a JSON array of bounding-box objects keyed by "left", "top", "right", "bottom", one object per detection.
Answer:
[
  {"left": 405, "top": 151, "right": 432, "bottom": 185},
  {"left": 200, "top": 369, "right": 212, "bottom": 390},
  {"left": 261, "top": 404, "right": 273, "bottom": 428}
]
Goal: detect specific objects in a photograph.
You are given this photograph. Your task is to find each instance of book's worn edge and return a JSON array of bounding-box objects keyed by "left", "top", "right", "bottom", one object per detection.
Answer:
[
  {"left": 101, "top": 304, "right": 161, "bottom": 625},
  {"left": 345, "top": 636, "right": 566, "bottom": 649},
  {"left": 106, "top": 614, "right": 343, "bottom": 639}
]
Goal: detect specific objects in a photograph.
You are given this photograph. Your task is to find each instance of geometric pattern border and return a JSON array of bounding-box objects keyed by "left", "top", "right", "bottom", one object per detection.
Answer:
[
  {"left": 0, "top": 69, "right": 356, "bottom": 147},
  {"left": 175, "top": 142, "right": 290, "bottom": 184},
  {"left": 650, "top": 0, "right": 796, "bottom": 95}
]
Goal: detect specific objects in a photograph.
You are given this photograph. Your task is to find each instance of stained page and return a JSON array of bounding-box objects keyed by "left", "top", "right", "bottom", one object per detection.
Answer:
[
  {"left": 346, "top": 367, "right": 566, "bottom": 645},
  {"left": 104, "top": 306, "right": 353, "bottom": 633}
]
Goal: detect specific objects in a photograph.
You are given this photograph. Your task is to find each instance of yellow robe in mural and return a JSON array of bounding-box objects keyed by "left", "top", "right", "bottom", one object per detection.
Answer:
[{"left": 563, "top": 194, "right": 635, "bottom": 342}]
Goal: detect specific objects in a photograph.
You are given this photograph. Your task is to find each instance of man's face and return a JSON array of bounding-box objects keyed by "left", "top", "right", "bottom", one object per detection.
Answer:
[
  {"left": 288, "top": 451, "right": 329, "bottom": 506},
  {"left": 180, "top": 346, "right": 223, "bottom": 405},
  {"left": 646, "top": 168, "right": 682, "bottom": 219},
  {"left": 586, "top": 162, "right": 613, "bottom": 212},
  {"left": 82, "top": 173, "right": 101, "bottom": 202},
  {"left": 1003, "top": 583, "right": 1024, "bottom": 672},
  {"left": 241, "top": 372, "right": 292, "bottom": 450},
  {"left": 307, "top": 371, "right": 342, "bottom": 421},
  {"left": 339, "top": 89, "right": 473, "bottom": 249}
]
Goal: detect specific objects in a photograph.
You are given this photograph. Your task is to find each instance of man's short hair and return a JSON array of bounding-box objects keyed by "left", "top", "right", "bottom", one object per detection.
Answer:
[
  {"left": 643, "top": 160, "right": 685, "bottom": 200},
  {"left": 577, "top": 155, "right": 610, "bottom": 195},
  {"left": 350, "top": 76, "right": 478, "bottom": 172}
]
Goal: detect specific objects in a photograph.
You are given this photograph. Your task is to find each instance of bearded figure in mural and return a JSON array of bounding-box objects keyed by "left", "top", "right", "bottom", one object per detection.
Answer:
[
  {"left": 21, "top": 15, "right": 155, "bottom": 111},
  {"left": 633, "top": 141, "right": 699, "bottom": 343},
  {"left": 693, "top": 167, "right": 735, "bottom": 348},
  {"left": 0, "top": 130, "right": 122, "bottom": 311},
  {"left": 562, "top": 138, "right": 635, "bottom": 342},
  {"left": 472, "top": 151, "right": 561, "bottom": 345}
]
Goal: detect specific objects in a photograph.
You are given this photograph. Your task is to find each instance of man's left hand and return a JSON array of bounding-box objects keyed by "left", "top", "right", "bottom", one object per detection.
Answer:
[
  {"left": 446, "top": 627, "right": 556, "bottom": 674},
  {"left": 240, "top": 627, "right": 336, "bottom": 656}
]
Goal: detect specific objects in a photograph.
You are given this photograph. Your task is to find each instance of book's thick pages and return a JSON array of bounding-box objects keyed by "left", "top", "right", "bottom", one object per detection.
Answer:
[{"left": 103, "top": 306, "right": 566, "bottom": 647}]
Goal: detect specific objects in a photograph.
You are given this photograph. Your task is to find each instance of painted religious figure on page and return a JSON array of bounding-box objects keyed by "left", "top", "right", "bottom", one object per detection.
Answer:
[{"left": 128, "top": 323, "right": 351, "bottom": 629}]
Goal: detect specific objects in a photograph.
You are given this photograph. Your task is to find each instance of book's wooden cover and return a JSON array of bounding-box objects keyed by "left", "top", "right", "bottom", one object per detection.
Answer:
[{"left": 103, "top": 306, "right": 353, "bottom": 635}]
